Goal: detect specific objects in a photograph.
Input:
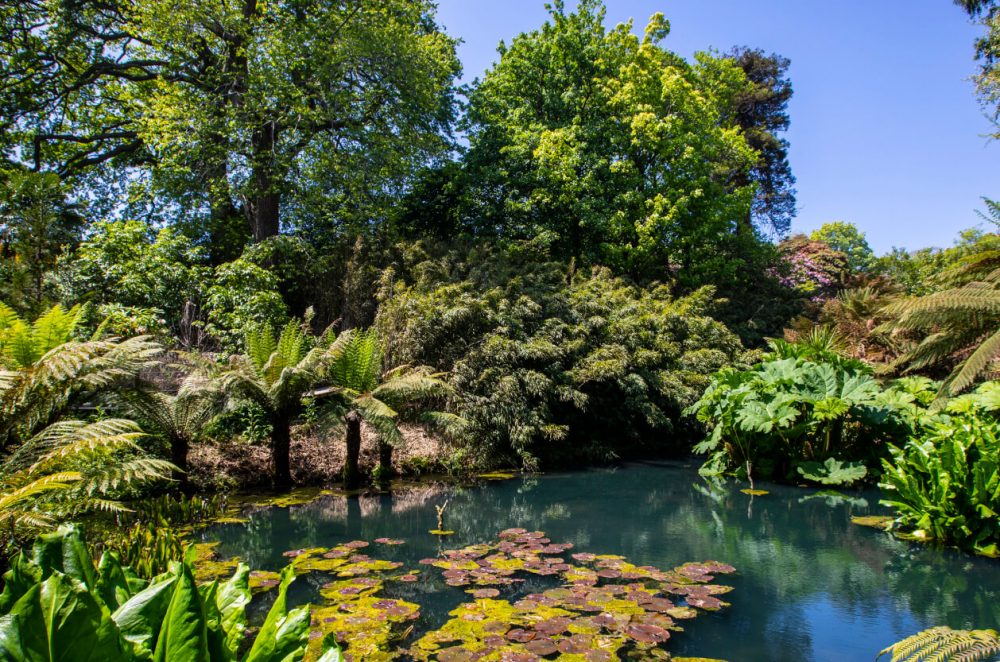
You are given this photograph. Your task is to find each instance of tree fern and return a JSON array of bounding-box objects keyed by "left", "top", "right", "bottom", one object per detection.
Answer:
[
  {"left": 884, "top": 277, "right": 1000, "bottom": 398},
  {"left": 878, "top": 626, "right": 1000, "bottom": 662},
  {"left": 0, "top": 418, "right": 173, "bottom": 545},
  {"left": 0, "top": 335, "right": 161, "bottom": 449},
  {"left": 0, "top": 303, "right": 84, "bottom": 369}
]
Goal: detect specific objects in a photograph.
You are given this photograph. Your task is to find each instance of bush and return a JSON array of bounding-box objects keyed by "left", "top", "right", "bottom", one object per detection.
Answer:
[
  {"left": 879, "top": 383, "right": 1000, "bottom": 556},
  {"left": 59, "top": 220, "right": 208, "bottom": 333},
  {"left": 687, "top": 333, "right": 936, "bottom": 485},
  {"left": 377, "top": 244, "right": 744, "bottom": 469}
]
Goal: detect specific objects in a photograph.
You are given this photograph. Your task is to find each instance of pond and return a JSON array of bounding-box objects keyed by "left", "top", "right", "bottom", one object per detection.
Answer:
[{"left": 199, "top": 462, "right": 1000, "bottom": 661}]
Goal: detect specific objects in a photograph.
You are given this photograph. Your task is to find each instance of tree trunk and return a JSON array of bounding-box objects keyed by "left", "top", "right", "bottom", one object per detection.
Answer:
[
  {"left": 343, "top": 410, "right": 362, "bottom": 488},
  {"left": 250, "top": 122, "right": 281, "bottom": 242},
  {"left": 376, "top": 440, "right": 394, "bottom": 484},
  {"left": 273, "top": 415, "right": 292, "bottom": 489},
  {"left": 170, "top": 435, "right": 190, "bottom": 492}
]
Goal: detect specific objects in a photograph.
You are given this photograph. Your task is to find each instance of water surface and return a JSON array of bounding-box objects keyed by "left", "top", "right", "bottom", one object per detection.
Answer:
[{"left": 199, "top": 462, "right": 1000, "bottom": 661}]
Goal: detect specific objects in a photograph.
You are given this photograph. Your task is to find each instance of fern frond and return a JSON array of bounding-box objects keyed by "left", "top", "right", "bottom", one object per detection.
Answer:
[
  {"left": 941, "top": 328, "right": 1000, "bottom": 396},
  {"left": 877, "top": 626, "right": 1000, "bottom": 662}
]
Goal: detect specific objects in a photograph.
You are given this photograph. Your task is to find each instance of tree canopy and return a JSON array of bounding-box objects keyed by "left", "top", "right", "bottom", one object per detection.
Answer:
[{"left": 0, "top": 0, "right": 461, "bottom": 252}]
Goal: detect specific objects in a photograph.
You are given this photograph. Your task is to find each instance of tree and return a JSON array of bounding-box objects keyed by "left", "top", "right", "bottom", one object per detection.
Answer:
[
  {"left": 885, "top": 278, "right": 1000, "bottom": 398},
  {"left": 726, "top": 47, "right": 797, "bottom": 238},
  {"left": 204, "top": 320, "right": 341, "bottom": 488},
  {"left": 58, "top": 219, "right": 208, "bottom": 335},
  {"left": 956, "top": 0, "right": 1000, "bottom": 136},
  {"left": 458, "top": 0, "right": 758, "bottom": 280},
  {"left": 113, "top": 373, "right": 222, "bottom": 489},
  {"left": 0, "top": 0, "right": 461, "bottom": 246},
  {"left": 321, "top": 328, "right": 448, "bottom": 487},
  {"left": 0, "top": 172, "right": 83, "bottom": 312},
  {"left": 810, "top": 221, "right": 876, "bottom": 274},
  {"left": 776, "top": 234, "right": 851, "bottom": 300}
]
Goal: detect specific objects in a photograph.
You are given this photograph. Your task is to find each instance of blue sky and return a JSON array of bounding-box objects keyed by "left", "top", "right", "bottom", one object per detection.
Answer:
[{"left": 434, "top": 0, "right": 999, "bottom": 254}]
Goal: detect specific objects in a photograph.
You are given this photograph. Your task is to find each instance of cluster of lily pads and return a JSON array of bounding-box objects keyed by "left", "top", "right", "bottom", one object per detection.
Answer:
[
  {"left": 192, "top": 528, "right": 735, "bottom": 661},
  {"left": 410, "top": 528, "right": 734, "bottom": 660}
]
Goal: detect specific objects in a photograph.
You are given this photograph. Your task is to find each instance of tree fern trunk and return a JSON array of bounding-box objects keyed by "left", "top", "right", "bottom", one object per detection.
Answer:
[
  {"left": 377, "top": 440, "right": 394, "bottom": 484},
  {"left": 344, "top": 410, "right": 362, "bottom": 488},
  {"left": 171, "top": 435, "right": 191, "bottom": 493},
  {"left": 273, "top": 415, "right": 292, "bottom": 489}
]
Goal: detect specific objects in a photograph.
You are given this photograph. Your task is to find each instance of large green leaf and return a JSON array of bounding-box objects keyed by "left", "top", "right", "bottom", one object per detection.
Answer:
[
  {"left": 97, "top": 551, "right": 147, "bottom": 612},
  {"left": 151, "top": 563, "right": 210, "bottom": 662},
  {"left": 217, "top": 565, "right": 251, "bottom": 659},
  {"left": 31, "top": 524, "right": 98, "bottom": 589},
  {"left": 0, "top": 572, "right": 126, "bottom": 662},
  {"left": 0, "top": 553, "right": 42, "bottom": 613},
  {"left": 244, "top": 565, "right": 309, "bottom": 662},
  {"left": 797, "top": 458, "right": 868, "bottom": 486},
  {"left": 113, "top": 571, "right": 181, "bottom": 659}
]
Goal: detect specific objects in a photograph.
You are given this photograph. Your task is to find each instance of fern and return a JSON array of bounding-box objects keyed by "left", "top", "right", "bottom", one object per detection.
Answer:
[
  {"left": 0, "top": 303, "right": 83, "bottom": 368},
  {"left": 0, "top": 418, "right": 172, "bottom": 544},
  {"left": 878, "top": 626, "right": 1000, "bottom": 662},
  {"left": 885, "top": 277, "right": 1000, "bottom": 397}
]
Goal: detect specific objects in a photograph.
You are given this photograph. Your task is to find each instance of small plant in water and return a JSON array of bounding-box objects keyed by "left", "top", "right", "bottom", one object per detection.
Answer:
[{"left": 430, "top": 499, "right": 454, "bottom": 536}]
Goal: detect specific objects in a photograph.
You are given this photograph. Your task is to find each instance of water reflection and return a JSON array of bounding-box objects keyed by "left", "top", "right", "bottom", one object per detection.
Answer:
[{"left": 200, "top": 463, "right": 1000, "bottom": 662}]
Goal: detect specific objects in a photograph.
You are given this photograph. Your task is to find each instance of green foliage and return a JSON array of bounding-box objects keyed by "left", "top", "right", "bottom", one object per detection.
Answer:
[
  {"left": 377, "top": 246, "right": 742, "bottom": 469},
  {"left": 687, "top": 338, "right": 931, "bottom": 484},
  {"left": 884, "top": 256, "right": 1000, "bottom": 397},
  {"left": 59, "top": 220, "right": 208, "bottom": 336},
  {"left": 0, "top": 171, "right": 83, "bottom": 313},
  {"left": 446, "top": 0, "right": 776, "bottom": 295},
  {"left": 322, "top": 327, "right": 451, "bottom": 483},
  {"left": 0, "top": 302, "right": 84, "bottom": 368},
  {"left": 196, "top": 319, "right": 346, "bottom": 486},
  {"left": 0, "top": 418, "right": 174, "bottom": 550},
  {"left": 956, "top": 1, "right": 1000, "bottom": 138},
  {"left": 203, "top": 259, "right": 289, "bottom": 352},
  {"left": 0, "top": 334, "right": 162, "bottom": 450},
  {"left": 795, "top": 457, "right": 867, "bottom": 485},
  {"left": 0, "top": 525, "right": 332, "bottom": 661},
  {"left": 879, "top": 383, "right": 1000, "bottom": 556},
  {"left": 877, "top": 625, "right": 1000, "bottom": 662},
  {"left": 809, "top": 221, "right": 876, "bottom": 274}
]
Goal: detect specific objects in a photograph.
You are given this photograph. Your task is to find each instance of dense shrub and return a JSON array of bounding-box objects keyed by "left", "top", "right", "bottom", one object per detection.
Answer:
[
  {"left": 687, "top": 334, "right": 935, "bottom": 485},
  {"left": 59, "top": 220, "right": 209, "bottom": 333},
  {"left": 376, "top": 244, "right": 744, "bottom": 469},
  {"left": 880, "top": 383, "right": 1000, "bottom": 556}
]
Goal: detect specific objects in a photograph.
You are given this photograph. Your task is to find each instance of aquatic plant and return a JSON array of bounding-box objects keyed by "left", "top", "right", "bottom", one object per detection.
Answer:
[
  {"left": 877, "top": 626, "right": 1000, "bottom": 661},
  {"left": 0, "top": 524, "right": 342, "bottom": 661},
  {"left": 410, "top": 528, "right": 734, "bottom": 660},
  {"left": 880, "top": 383, "right": 1000, "bottom": 556}
]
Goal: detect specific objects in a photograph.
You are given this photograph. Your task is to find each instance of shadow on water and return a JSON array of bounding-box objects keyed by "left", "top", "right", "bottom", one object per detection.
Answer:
[{"left": 198, "top": 462, "right": 1000, "bottom": 662}]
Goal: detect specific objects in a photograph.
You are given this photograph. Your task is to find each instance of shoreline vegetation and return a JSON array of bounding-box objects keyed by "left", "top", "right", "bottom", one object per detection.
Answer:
[{"left": 1, "top": 0, "right": 998, "bottom": 658}]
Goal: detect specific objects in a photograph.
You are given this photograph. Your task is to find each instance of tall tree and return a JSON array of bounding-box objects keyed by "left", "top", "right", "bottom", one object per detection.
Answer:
[
  {"left": 726, "top": 47, "right": 797, "bottom": 238},
  {"left": 457, "top": 0, "right": 760, "bottom": 285},
  {"left": 956, "top": 0, "right": 1000, "bottom": 136},
  {"left": 0, "top": 0, "right": 461, "bottom": 248}
]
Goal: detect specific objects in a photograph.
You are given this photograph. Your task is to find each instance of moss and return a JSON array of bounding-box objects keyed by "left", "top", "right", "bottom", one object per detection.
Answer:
[{"left": 190, "top": 542, "right": 241, "bottom": 582}]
